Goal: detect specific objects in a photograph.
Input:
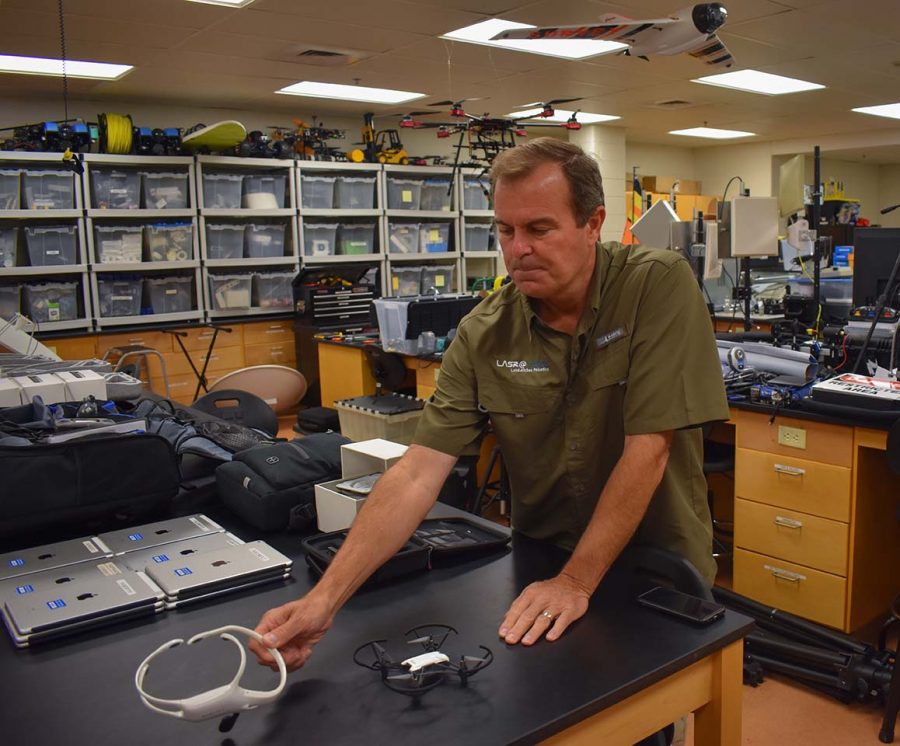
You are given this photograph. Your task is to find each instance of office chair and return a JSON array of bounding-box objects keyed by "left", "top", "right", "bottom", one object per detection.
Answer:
[{"left": 191, "top": 389, "right": 279, "bottom": 438}]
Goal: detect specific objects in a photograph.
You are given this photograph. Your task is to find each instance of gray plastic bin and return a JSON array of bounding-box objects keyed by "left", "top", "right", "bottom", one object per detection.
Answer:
[
  {"left": 0, "top": 226, "right": 17, "bottom": 267},
  {"left": 253, "top": 272, "right": 294, "bottom": 309},
  {"left": 146, "top": 223, "right": 192, "bottom": 262},
  {"left": 300, "top": 174, "right": 336, "bottom": 209},
  {"left": 245, "top": 224, "right": 286, "bottom": 258},
  {"left": 23, "top": 281, "right": 78, "bottom": 322},
  {"left": 335, "top": 175, "right": 376, "bottom": 209},
  {"left": 91, "top": 170, "right": 140, "bottom": 210},
  {"left": 243, "top": 174, "right": 286, "bottom": 209},
  {"left": 419, "top": 178, "right": 453, "bottom": 211},
  {"left": 0, "top": 170, "right": 20, "bottom": 210},
  {"left": 202, "top": 173, "right": 243, "bottom": 209},
  {"left": 386, "top": 178, "right": 422, "bottom": 210},
  {"left": 0, "top": 285, "right": 21, "bottom": 319},
  {"left": 463, "top": 178, "right": 491, "bottom": 210},
  {"left": 465, "top": 223, "right": 492, "bottom": 252},
  {"left": 419, "top": 222, "right": 451, "bottom": 253},
  {"left": 387, "top": 222, "right": 420, "bottom": 254},
  {"left": 146, "top": 276, "right": 193, "bottom": 314},
  {"left": 94, "top": 225, "right": 143, "bottom": 263},
  {"left": 391, "top": 267, "right": 422, "bottom": 297},
  {"left": 98, "top": 278, "right": 142, "bottom": 317},
  {"left": 23, "top": 170, "right": 75, "bottom": 210},
  {"left": 209, "top": 274, "right": 252, "bottom": 310},
  {"left": 142, "top": 172, "right": 189, "bottom": 209},
  {"left": 25, "top": 225, "right": 78, "bottom": 266},
  {"left": 421, "top": 265, "right": 456, "bottom": 295},
  {"left": 338, "top": 223, "right": 376, "bottom": 255},
  {"left": 205, "top": 224, "right": 244, "bottom": 259},
  {"left": 303, "top": 223, "right": 338, "bottom": 257}
]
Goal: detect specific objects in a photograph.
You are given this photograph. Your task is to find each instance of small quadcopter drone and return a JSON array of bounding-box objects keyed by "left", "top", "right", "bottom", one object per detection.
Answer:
[{"left": 353, "top": 624, "right": 493, "bottom": 697}]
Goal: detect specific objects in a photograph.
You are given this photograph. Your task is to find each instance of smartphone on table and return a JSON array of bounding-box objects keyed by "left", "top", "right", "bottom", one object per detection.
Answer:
[{"left": 637, "top": 586, "right": 725, "bottom": 625}]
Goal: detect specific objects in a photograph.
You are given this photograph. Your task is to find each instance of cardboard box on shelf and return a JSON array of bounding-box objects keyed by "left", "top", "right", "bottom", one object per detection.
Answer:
[{"left": 640, "top": 176, "right": 701, "bottom": 195}]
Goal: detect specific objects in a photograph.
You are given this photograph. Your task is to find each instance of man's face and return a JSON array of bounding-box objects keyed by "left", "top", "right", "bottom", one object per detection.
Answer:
[{"left": 493, "top": 161, "right": 605, "bottom": 300}]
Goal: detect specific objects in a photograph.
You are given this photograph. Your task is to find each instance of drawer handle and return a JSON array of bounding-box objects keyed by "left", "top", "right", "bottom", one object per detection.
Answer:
[
  {"left": 774, "top": 516, "right": 803, "bottom": 529},
  {"left": 764, "top": 564, "right": 806, "bottom": 583},
  {"left": 773, "top": 463, "right": 806, "bottom": 477}
]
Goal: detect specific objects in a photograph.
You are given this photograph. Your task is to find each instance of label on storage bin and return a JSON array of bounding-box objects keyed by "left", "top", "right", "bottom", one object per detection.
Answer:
[
  {"left": 435, "top": 275, "right": 445, "bottom": 287},
  {"left": 111, "top": 295, "right": 134, "bottom": 301},
  {"left": 166, "top": 289, "right": 177, "bottom": 295},
  {"left": 402, "top": 190, "right": 413, "bottom": 203},
  {"left": 429, "top": 229, "right": 440, "bottom": 241},
  {"left": 48, "top": 302, "right": 60, "bottom": 321},
  {"left": 392, "top": 277, "right": 399, "bottom": 290}
]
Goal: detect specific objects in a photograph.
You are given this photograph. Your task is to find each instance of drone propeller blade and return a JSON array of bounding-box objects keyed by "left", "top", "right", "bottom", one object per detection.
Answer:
[
  {"left": 546, "top": 97, "right": 582, "bottom": 106},
  {"left": 426, "top": 97, "right": 484, "bottom": 107},
  {"left": 386, "top": 673, "right": 416, "bottom": 682},
  {"left": 463, "top": 656, "right": 488, "bottom": 665},
  {"left": 407, "top": 636, "right": 433, "bottom": 646}
]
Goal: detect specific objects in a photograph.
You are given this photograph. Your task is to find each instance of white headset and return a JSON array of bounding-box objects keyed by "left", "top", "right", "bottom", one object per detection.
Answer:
[{"left": 135, "top": 625, "right": 287, "bottom": 722}]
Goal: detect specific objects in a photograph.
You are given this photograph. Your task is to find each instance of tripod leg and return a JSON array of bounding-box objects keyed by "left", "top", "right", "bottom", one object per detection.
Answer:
[{"left": 880, "top": 650, "right": 899, "bottom": 743}]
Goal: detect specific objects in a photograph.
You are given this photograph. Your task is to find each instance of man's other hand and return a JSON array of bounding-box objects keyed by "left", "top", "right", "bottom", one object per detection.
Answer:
[
  {"left": 249, "top": 595, "right": 333, "bottom": 672},
  {"left": 498, "top": 573, "right": 591, "bottom": 645}
]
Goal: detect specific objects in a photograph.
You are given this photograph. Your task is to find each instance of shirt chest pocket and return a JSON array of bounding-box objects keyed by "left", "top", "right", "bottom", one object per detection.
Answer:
[
  {"left": 477, "top": 380, "right": 561, "bottom": 425},
  {"left": 587, "top": 338, "right": 630, "bottom": 390}
]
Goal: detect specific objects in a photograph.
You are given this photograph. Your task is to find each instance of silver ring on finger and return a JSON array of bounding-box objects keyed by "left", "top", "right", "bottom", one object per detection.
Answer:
[{"left": 540, "top": 609, "right": 556, "bottom": 621}]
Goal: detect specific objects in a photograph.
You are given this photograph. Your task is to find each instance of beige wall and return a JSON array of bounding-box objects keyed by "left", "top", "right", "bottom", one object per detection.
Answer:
[
  {"left": 693, "top": 141, "right": 775, "bottom": 199},
  {"left": 624, "top": 143, "right": 697, "bottom": 184},
  {"left": 878, "top": 165, "right": 900, "bottom": 229},
  {"left": 570, "top": 125, "right": 627, "bottom": 242}
]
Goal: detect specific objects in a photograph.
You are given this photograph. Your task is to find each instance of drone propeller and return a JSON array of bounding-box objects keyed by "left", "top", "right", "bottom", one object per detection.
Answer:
[
  {"left": 518, "top": 97, "right": 582, "bottom": 108},
  {"left": 406, "top": 636, "right": 433, "bottom": 646},
  {"left": 426, "top": 97, "right": 484, "bottom": 107},
  {"left": 386, "top": 672, "right": 417, "bottom": 682}
]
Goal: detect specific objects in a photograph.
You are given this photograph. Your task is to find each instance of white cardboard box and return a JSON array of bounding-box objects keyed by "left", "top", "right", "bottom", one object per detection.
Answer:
[
  {"left": 0, "top": 377, "right": 23, "bottom": 407},
  {"left": 57, "top": 370, "right": 107, "bottom": 401},
  {"left": 340, "top": 438, "right": 407, "bottom": 479},
  {"left": 315, "top": 477, "right": 368, "bottom": 533},
  {"left": 12, "top": 373, "right": 66, "bottom": 405}
]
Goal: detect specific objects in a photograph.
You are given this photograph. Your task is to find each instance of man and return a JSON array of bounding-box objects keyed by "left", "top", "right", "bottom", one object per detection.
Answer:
[{"left": 251, "top": 138, "right": 728, "bottom": 672}]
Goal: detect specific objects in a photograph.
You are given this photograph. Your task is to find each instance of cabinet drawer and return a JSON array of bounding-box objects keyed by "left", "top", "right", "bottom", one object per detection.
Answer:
[
  {"left": 150, "top": 373, "right": 197, "bottom": 404},
  {"left": 174, "top": 325, "right": 243, "bottom": 352},
  {"left": 197, "top": 345, "right": 244, "bottom": 373},
  {"left": 734, "top": 499, "right": 849, "bottom": 576},
  {"left": 735, "top": 447, "right": 851, "bottom": 522},
  {"left": 99, "top": 330, "right": 173, "bottom": 356},
  {"left": 244, "top": 342, "right": 296, "bottom": 367},
  {"left": 734, "top": 410, "right": 852, "bottom": 467},
  {"left": 43, "top": 335, "right": 98, "bottom": 360},
  {"left": 242, "top": 319, "right": 294, "bottom": 345},
  {"left": 734, "top": 548, "right": 846, "bottom": 629}
]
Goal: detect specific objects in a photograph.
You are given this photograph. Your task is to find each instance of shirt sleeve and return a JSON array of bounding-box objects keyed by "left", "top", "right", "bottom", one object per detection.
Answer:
[
  {"left": 624, "top": 258, "right": 729, "bottom": 435},
  {"left": 412, "top": 320, "right": 489, "bottom": 457}
]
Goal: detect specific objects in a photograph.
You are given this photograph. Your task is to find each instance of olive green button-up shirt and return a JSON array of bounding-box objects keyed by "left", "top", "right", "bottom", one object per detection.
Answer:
[{"left": 413, "top": 241, "right": 729, "bottom": 582}]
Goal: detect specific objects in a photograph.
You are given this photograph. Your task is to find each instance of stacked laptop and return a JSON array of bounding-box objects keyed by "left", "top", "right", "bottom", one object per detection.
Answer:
[{"left": 0, "top": 514, "right": 292, "bottom": 647}]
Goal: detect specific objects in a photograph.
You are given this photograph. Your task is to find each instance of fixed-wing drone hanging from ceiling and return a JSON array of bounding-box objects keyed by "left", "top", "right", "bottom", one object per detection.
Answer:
[{"left": 490, "top": 3, "right": 734, "bottom": 68}]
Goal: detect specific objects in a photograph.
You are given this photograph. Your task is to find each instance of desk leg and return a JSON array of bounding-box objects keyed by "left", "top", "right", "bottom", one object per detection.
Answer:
[{"left": 693, "top": 639, "right": 743, "bottom": 746}]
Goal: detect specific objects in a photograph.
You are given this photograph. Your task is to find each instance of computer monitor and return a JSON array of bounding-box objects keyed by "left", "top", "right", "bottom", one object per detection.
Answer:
[{"left": 852, "top": 228, "right": 900, "bottom": 308}]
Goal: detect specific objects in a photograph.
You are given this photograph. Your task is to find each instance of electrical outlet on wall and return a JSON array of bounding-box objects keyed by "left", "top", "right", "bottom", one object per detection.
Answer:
[{"left": 777, "top": 425, "right": 806, "bottom": 449}]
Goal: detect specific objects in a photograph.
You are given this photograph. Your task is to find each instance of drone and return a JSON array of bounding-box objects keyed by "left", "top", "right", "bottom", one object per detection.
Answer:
[
  {"left": 353, "top": 624, "right": 493, "bottom": 697},
  {"left": 490, "top": 3, "right": 734, "bottom": 69},
  {"left": 269, "top": 119, "right": 347, "bottom": 161}
]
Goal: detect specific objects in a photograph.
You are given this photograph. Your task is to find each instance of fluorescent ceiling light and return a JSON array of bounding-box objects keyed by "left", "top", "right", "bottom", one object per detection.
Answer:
[
  {"left": 669, "top": 127, "right": 755, "bottom": 139},
  {"left": 442, "top": 19, "right": 627, "bottom": 60},
  {"left": 186, "top": 0, "right": 256, "bottom": 6},
  {"left": 852, "top": 103, "right": 900, "bottom": 121},
  {"left": 0, "top": 54, "right": 132, "bottom": 81},
  {"left": 276, "top": 81, "right": 425, "bottom": 104},
  {"left": 693, "top": 69, "right": 824, "bottom": 95},
  {"left": 507, "top": 108, "right": 619, "bottom": 124}
]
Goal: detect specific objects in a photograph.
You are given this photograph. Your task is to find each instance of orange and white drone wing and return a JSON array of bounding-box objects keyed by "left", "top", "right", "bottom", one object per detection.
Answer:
[
  {"left": 687, "top": 34, "right": 734, "bottom": 68},
  {"left": 491, "top": 19, "right": 675, "bottom": 44}
]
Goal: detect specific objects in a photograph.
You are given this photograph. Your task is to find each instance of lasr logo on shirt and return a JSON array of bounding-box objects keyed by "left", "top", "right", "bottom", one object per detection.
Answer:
[{"left": 495, "top": 359, "right": 550, "bottom": 374}]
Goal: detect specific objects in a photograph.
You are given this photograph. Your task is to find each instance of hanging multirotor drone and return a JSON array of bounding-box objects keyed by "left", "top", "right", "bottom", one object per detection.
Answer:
[{"left": 353, "top": 624, "right": 493, "bottom": 697}]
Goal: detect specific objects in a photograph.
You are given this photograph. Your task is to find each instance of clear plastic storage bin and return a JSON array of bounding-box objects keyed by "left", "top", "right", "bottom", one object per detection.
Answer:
[
  {"left": 334, "top": 397, "right": 423, "bottom": 445},
  {"left": 463, "top": 178, "right": 490, "bottom": 210},
  {"left": 0, "top": 226, "right": 17, "bottom": 267},
  {"left": 243, "top": 174, "right": 286, "bottom": 209},
  {"left": 300, "top": 174, "right": 336, "bottom": 209},
  {"left": 25, "top": 225, "right": 78, "bottom": 266},
  {"left": 419, "top": 178, "right": 453, "bottom": 211},
  {"left": 374, "top": 297, "right": 416, "bottom": 354},
  {"left": 209, "top": 274, "right": 252, "bottom": 310},
  {"left": 205, "top": 224, "right": 245, "bottom": 259},
  {"left": 387, "top": 223, "right": 420, "bottom": 254},
  {"left": 465, "top": 223, "right": 492, "bottom": 252},
  {"left": 141, "top": 172, "right": 189, "bottom": 209},
  {"left": 23, "top": 170, "right": 75, "bottom": 210},
  {"left": 391, "top": 267, "right": 422, "bottom": 296},
  {"left": 91, "top": 170, "right": 140, "bottom": 210},
  {"left": 303, "top": 223, "right": 338, "bottom": 257},
  {"left": 386, "top": 178, "right": 422, "bottom": 210},
  {"left": 146, "top": 223, "right": 192, "bottom": 262},
  {"left": 146, "top": 276, "right": 193, "bottom": 314},
  {"left": 338, "top": 223, "right": 376, "bottom": 255},
  {"left": 421, "top": 265, "right": 455, "bottom": 294},
  {"left": 245, "top": 223, "right": 286, "bottom": 258},
  {"left": 98, "top": 278, "right": 143, "bottom": 317},
  {"left": 0, "top": 170, "right": 20, "bottom": 210},
  {"left": 0, "top": 285, "right": 20, "bottom": 319},
  {"left": 202, "top": 173, "right": 243, "bottom": 209},
  {"left": 253, "top": 272, "right": 294, "bottom": 309},
  {"left": 23, "top": 281, "right": 79, "bottom": 322},
  {"left": 335, "top": 175, "right": 376, "bottom": 209},
  {"left": 419, "top": 222, "right": 450, "bottom": 253},
  {"left": 94, "top": 225, "right": 143, "bottom": 263}
]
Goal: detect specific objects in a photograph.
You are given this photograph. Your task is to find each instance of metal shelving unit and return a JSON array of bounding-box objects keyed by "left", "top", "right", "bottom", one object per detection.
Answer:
[{"left": 458, "top": 167, "right": 501, "bottom": 292}]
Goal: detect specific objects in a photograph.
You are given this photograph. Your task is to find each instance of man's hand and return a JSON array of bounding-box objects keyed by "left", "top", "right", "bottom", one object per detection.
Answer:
[
  {"left": 498, "top": 573, "right": 591, "bottom": 646},
  {"left": 249, "top": 594, "right": 333, "bottom": 672}
]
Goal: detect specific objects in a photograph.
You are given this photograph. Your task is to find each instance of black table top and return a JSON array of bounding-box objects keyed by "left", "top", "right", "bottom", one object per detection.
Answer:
[{"left": 0, "top": 507, "right": 753, "bottom": 746}]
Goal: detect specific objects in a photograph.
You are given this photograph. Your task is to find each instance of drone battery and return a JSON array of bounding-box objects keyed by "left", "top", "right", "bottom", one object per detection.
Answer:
[
  {"left": 303, "top": 531, "right": 430, "bottom": 584},
  {"left": 96, "top": 513, "right": 224, "bottom": 555},
  {"left": 118, "top": 531, "right": 244, "bottom": 573},
  {"left": 0, "top": 536, "right": 113, "bottom": 581}
]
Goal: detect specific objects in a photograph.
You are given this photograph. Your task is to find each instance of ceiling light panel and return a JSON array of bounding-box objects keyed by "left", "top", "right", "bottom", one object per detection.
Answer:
[
  {"left": 693, "top": 69, "right": 825, "bottom": 95},
  {"left": 507, "top": 108, "right": 619, "bottom": 124},
  {"left": 669, "top": 127, "right": 755, "bottom": 139},
  {"left": 0, "top": 55, "right": 133, "bottom": 80},
  {"left": 852, "top": 103, "right": 900, "bottom": 121},
  {"left": 276, "top": 81, "right": 425, "bottom": 104},
  {"left": 442, "top": 20, "right": 628, "bottom": 61}
]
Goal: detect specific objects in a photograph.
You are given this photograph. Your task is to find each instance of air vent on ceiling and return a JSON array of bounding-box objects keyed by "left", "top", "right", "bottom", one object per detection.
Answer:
[
  {"left": 276, "top": 44, "right": 371, "bottom": 67},
  {"left": 649, "top": 99, "right": 696, "bottom": 109}
]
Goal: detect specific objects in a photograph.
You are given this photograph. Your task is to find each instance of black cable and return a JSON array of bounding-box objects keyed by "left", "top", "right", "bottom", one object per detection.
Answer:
[
  {"left": 58, "top": 0, "right": 69, "bottom": 123},
  {"left": 721, "top": 175, "right": 744, "bottom": 203}
]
